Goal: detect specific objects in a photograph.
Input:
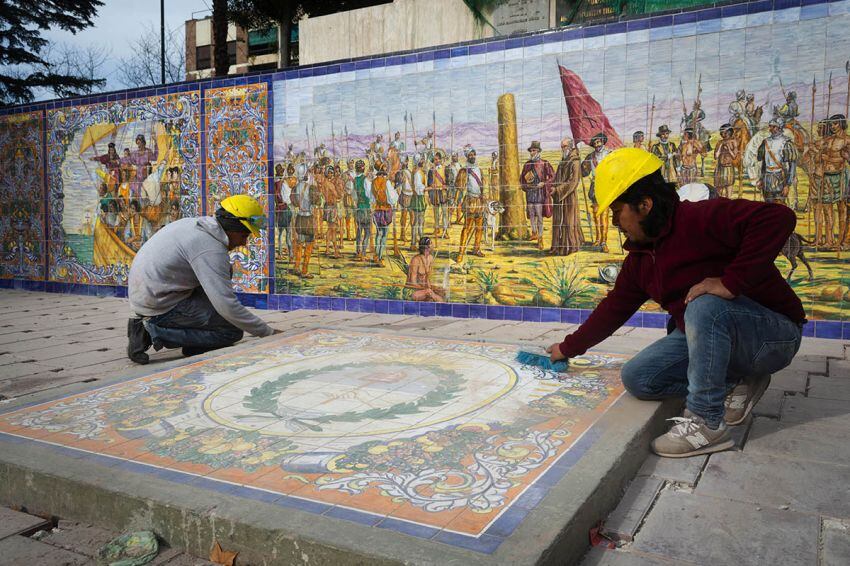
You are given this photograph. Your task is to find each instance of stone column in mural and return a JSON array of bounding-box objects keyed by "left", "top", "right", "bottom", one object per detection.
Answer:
[{"left": 497, "top": 93, "right": 529, "bottom": 240}]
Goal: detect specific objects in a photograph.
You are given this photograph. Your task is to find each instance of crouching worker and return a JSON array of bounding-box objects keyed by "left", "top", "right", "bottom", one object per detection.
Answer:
[
  {"left": 546, "top": 148, "right": 805, "bottom": 458},
  {"left": 127, "top": 195, "right": 279, "bottom": 364}
]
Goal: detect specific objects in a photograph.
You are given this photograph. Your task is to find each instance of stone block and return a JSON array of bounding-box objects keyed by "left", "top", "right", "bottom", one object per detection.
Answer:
[
  {"left": 601, "top": 477, "right": 664, "bottom": 542},
  {"left": 41, "top": 520, "right": 114, "bottom": 558},
  {"left": 781, "top": 397, "right": 850, "bottom": 430},
  {"left": 637, "top": 454, "right": 706, "bottom": 487},
  {"left": 822, "top": 518, "right": 850, "bottom": 566},
  {"left": 729, "top": 414, "right": 753, "bottom": 450},
  {"left": 807, "top": 376, "right": 850, "bottom": 401},
  {"left": 752, "top": 389, "right": 783, "bottom": 418},
  {"left": 632, "top": 490, "right": 818, "bottom": 565},
  {"left": 786, "top": 357, "right": 827, "bottom": 375},
  {"left": 0, "top": 507, "right": 49, "bottom": 540},
  {"left": 746, "top": 418, "right": 850, "bottom": 467},
  {"left": 767, "top": 369, "right": 808, "bottom": 394},
  {"left": 696, "top": 451, "right": 850, "bottom": 517},
  {"left": 0, "top": 535, "right": 89, "bottom": 565}
]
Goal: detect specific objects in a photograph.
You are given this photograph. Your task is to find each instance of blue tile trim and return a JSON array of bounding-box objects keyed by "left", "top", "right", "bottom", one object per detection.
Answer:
[{"left": 815, "top": 320, "right": 842, "bottom": 339}]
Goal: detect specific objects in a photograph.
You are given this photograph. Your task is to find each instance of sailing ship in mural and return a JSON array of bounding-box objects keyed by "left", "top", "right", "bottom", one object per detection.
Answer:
[{"left": 45, "top": 91, "right": 201, "bottom": 285}]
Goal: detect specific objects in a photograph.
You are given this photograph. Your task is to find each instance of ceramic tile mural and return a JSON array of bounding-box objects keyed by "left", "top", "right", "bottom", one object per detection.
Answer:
[
  {"left": 46, "top": 90, "right": 201, "bottom": 285},
  {"left": 0, "top": 329, "right": 626, "bottom": 546},
  {"left": 0, "top": 0, "right": 848, "bottom": 333},
  {"left": 0, "top": 112, "right": 45, "bottom": 280},
  {"left": 270, "top": 0, "right": 850, "bottom": 321},
  {"left": 204, "top": 83, "right": 270, "bottom": 293}
]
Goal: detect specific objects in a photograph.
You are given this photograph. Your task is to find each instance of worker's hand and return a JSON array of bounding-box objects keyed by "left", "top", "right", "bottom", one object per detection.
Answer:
[
  {"left": 546, "top": 343, "right": 567, "bottom": 362},
  {"left": 685, "top": 277, "right": 734, "bottom": 304}
]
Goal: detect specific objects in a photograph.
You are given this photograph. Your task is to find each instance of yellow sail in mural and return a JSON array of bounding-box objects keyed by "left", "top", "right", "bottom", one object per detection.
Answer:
[
  {"left": 78, "top": 123, "right": 117, "bottom": 155},
  {"left": 93, "top": 217, "right": 135, "bottom": 268}
]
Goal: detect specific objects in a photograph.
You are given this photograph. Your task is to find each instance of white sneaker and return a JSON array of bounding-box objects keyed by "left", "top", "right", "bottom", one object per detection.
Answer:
[{"left": 651, "top": 410, "right": 734, "bottom": 458}]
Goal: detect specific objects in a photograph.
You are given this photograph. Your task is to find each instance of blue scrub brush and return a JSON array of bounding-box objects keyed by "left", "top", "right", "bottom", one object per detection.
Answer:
[{"left": 515, "top": 350, "right": 569, "bottom": 372}]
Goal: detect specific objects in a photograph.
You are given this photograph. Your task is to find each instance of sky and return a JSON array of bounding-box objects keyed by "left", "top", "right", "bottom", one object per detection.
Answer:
[{"left": 42, "top": 0, "right": 211, "bottom": 94}]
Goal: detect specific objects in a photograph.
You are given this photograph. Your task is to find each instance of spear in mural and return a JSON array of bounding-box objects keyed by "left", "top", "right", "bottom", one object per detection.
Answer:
[
  {"left": 404, "top": 111, "right": 408, "bottom": 151},
  {"left": 388, "top": 113, "right": 399, "bottom": 256},
  {"left": 450, "top": 113, "right": 454, "bottom": 152},
  {"left": 809, "top": 76, "right": 817, "bottom": 240},
  {"left": 410, "top": 113, "right": 418, "bottom": 150},
  {"left": 312, "top": 120, "right": 318, "bottom": 157},
  {"left": 305, "top": 124, "right": 311, "bottom": 156},
  {"left": 344, "top": 125, "right": 350, "bottom": 159},
  {"left": 331, "top": 120, "right": 336, "bottom": 157},
  {"left": 827, "top": 71, "right": 834, "bottom": 119},
  {"left": 432, "top": 110, "right": 437, "bottom": 157},
  {"left": 647, "top": 94, "right": 656, "bottom": 152},
  {"left": 845, "top": 60, "right": 850, "bottom": 121}
]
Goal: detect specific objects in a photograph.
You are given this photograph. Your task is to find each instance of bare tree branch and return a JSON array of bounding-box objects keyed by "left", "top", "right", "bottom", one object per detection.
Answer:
[{"left": 117, "top": 23, "right": 185, "bottom": 89}]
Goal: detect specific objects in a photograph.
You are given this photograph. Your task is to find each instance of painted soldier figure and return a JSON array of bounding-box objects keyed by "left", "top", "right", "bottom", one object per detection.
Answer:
[
  {"left": 650, "top": 125, "right": 680, "bottom": 184},
  {"left": 550, "top": 138, "right": 584, "bottom": 256},
  {"left": 681, "top": 99, "right": 711, "bottom": 152},
  {"left": 582, "top": 132, "right": 612, "bottom": 253},
  {"left": 395, "top": 155, "right": 414, "bottom": 242},
  {"left": 410, "top": 154, "right": 428, "bottom": 250},
  {"left": 455, "top": 147, "right": 486, "bottom": 263},
  {"left": 447, "top": 152, "right": 463, "bottom": 224},
  {"left": 390, "top": 131, "right": 405, "bottom": 152},
  {"left": 488, "top": 151, "right": 500, "bottom": 202},
  {"left": 714, "top": 123, "right": 739, "bottom": 199},
  {"left": 774, "top": 91, "right": 800, "bottom": 127},
  {"left": 318, "top": 165, "right": 343, "bottom": 259},
  {"left": 427, "top": 151, "right": 449, "bottom": 238},
  {"left": 521, "top": 140, "right": 555, "bottom": 250},
  {"left": 729, "top": 90, "right": 755, "bottom": 135},
  {"left": 756, "top": 119, "right": 798, "bottom": 205},
  {"left": 678, "top": 128, "right": 706, "bottom": 185},
  {"left": 292, "top": 163, "right": 322, "bottom": 278},
  {"left": 349, "top": 159, "right": 373, "bottom": 261},
  {"left": 371, "top": 160, "right": 397, "bottom": 266},
  {"left": 274, "top": 163, "right": 294, "bottom": 257}
]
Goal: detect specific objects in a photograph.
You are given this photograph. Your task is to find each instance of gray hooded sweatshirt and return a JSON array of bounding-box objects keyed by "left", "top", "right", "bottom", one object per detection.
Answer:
[{"left": 128, "top": 216, "right": 273, "bottom": 337}]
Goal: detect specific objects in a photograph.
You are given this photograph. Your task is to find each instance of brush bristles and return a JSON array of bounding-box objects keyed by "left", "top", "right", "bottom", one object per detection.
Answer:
[{"left": 515, "top": 350, "right": 569, "bottom": 372}]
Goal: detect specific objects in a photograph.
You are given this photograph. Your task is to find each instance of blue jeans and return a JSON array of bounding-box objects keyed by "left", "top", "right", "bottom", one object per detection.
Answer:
[
  {"left": 620, "top": 295, "right": 802, "bottom": 428},
  {"left": 143, "top": 288, "right": 243, "bottom": 351}
]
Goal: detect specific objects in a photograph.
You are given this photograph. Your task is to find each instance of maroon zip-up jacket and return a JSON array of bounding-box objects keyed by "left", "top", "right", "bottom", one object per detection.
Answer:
[{"left": 558, "top": 198, "right": 806, "bottom": 358}]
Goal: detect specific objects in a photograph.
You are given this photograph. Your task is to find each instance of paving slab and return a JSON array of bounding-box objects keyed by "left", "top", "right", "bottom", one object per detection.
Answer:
[
  {"left": 696, "top": 451, "right": 850, "bottom": 517},
  {"left": 822, "top": 518, "right": 850, "bottom": 566},
  {"left": 752, "top": 388, "right": 784, "bottom": 418},
  {"left": 601, "top": 477, "right": 664, "bottom": 541},
  {"left": 807, "top": 376, "right": 850, "bottom": 401},
  {"left": 580, "top": 546, "right": 694, "bottom": 565},
  {"left": 768, "top": 369, "right": 808, "bottom": 394},
  {"left": 780, "top": 396, "right": 850, "bottom": 429},
  {"left": 39, "top": 520, "right": 115, "bottom": 558},
  {"left": 632, "top": 490, "right": 819, "bottom": 565},
  {"left": 0, "top": 507, "right": 49, "bottom": 539},
  {"left": 828, "top": 359, "right": 850, "bottom": 378},
  {"left": 728, "top": 414, "right": 753, "bottom": 450},
  {"left": 0, "top": 535, "right": 89, "bottom": 565},
  {"left": 786, "top": 357, "right": 827, "bottom": 375},
  {"left": 637, "top": 454, "right": 706, "bottom": 487},
  {"left": 745, "top": 418, "right": 850, "bottom": 467}
]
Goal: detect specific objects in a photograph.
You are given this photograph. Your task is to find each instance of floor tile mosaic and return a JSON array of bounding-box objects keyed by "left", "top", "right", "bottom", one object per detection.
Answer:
[{"left": 0, "top": 329, "right": 627, "bottom": 549}]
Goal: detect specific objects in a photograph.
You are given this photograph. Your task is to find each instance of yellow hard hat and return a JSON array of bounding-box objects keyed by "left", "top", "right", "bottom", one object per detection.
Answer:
[
  {"left": 594, "top": 148, "right": 664, "bottom": 213},
  {"left": 219, "top": 194, "right": 265, "bottom": 237}
]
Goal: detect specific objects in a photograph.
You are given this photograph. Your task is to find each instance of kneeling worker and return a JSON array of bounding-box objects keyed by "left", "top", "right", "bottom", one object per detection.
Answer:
[
  {"left": 127, "top": 195, "right": 279, "bottom": 364},
  {"left": 546, "top": 148, "right": 805, "bottom": 458}
]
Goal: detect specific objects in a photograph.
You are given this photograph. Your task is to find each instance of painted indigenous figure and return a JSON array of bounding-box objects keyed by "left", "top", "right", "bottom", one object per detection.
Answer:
[
  {"left": 407, "top": 237, "right": 445, "bottom": 302},
  {"left": 123, "top": 199, "right": 153, "bottom": 251},
  {"left": 582, "top": 132, "right": 612, "bottom": 253},
  {"left": 274, "top": 163, "right": 294, "bottom": 257},
  {"left": 820, "top": 115, "right": 850, "bottom": 249},
  {"left": 395, "top": 155, "right": 413, "bottom": 242},
  {"left": 318, "top": 165, "right": 343, "bottom": 258},
  {"left": 488, "top": 151, "right": 500, "bottom": 201},
  {"left": 455, "top": 147, "right": 486, "bottom": 263},
  {"left": 292, "top": 163, "right": 322, "bottom": 277},
  {"left": 756, "top": 119, "right": 798, "bottom": 205},
  {"left": 678, "top": 128, "right": 705, "bottom": 185},
  {"left": 90, "top": 142, "right": 121, "bottom": 175},
  {"left": 427, "top": 151, "right": 449, "bottom": 238},
  {"left": 714, "top": 123, "right": 739, "bottom": 199},
  {"left": 632, "top": 131, "right": 645, "bottom": 149},
  {"left": 410, "top": 154, "right": 428, "bottom": 250},
  {"left": 650, "top": 125, "right": 679, "bottom": 184},
  {"left": 521, "top": 140, "right": 555, "bottom": 250},
  {"left": 371, "top": 160, "right": 397, "bottom": 266},
  {"left": 550, "top": 138, "right": 583, "bottom": 256},
  {"left": 129, "top": 134, "right": 158, "bottom": 200},
  {"left": 348, "top": 159, "right": 373, "bottom": 261}
]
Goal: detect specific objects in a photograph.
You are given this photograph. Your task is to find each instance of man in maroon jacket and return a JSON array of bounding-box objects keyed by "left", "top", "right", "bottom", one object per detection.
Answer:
[{"left": 547, "top": 148, "right": 805, "bottom": 458}]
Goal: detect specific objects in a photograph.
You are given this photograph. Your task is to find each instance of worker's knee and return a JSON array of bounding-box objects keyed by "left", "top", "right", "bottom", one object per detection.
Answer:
[
  {"left": 220, "top": 326, "right": 244, "bottom": 345},
  {"left": 620, "top": 358, "right": 657, "bottom": 400},
  {"left": 683, "top": 294, "right": 730, "bottom": 328}
]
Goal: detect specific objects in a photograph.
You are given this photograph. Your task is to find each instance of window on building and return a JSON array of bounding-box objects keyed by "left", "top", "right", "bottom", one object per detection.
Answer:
[
  {"left": 248, "top": 62, "right": 278, "bottom": 73},
  {"left": 196, "top": 45, "right": 211, "bottom": 69},
  {"left": 288, "top": 23, "right": 299, "bottom": 66},
  {"left": 227, "top": 40, "right": 237, "bottom": 65},
  {"left": 248, "top": 28, "right": 278, "bottom": 57}
]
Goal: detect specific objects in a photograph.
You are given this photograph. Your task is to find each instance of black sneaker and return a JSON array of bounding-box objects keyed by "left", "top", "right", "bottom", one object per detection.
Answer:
[{"left": 127, "top": 317, "right": 151, "bottom": 364}]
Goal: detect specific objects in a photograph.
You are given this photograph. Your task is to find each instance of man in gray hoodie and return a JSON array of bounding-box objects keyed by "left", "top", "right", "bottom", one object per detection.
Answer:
[{"left": 127, "top": 195, "right": 279, "bottom": 364}]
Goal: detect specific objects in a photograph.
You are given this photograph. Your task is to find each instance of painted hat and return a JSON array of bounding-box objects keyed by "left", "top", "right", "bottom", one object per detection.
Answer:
[
  {"left": 656, "top": 125, "right": 671, "bottom": 136},
  {"left": 590, "top": 132, "right": 608, "bottom": 146},
  {"left": 527, "top": 140, "right": 542, "bottom": 152}
]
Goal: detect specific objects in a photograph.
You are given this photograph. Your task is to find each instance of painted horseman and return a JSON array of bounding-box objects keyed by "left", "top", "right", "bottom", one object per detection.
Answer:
[
  {"left": 681, "top": 99, "right": 711, "bottom": 152},
  {"left": 730, "top": 90, "right": 756, "bottom": 136}
]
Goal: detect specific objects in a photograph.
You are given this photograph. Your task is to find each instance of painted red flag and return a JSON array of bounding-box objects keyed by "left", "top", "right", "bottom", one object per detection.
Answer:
[{"left": 558, "top": 66, "right": 623, "bottom": 149}]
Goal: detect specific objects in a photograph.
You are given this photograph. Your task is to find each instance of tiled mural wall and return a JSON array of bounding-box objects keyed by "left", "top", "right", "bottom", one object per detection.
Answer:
[{"left": 0, "top": 0, "right": 849, "bottom": 339}]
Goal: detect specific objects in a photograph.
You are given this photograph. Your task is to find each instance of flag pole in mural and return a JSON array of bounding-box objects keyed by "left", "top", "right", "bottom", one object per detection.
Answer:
[{"left": 557, "top": 64, "right": 623, "bottom": 149}]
